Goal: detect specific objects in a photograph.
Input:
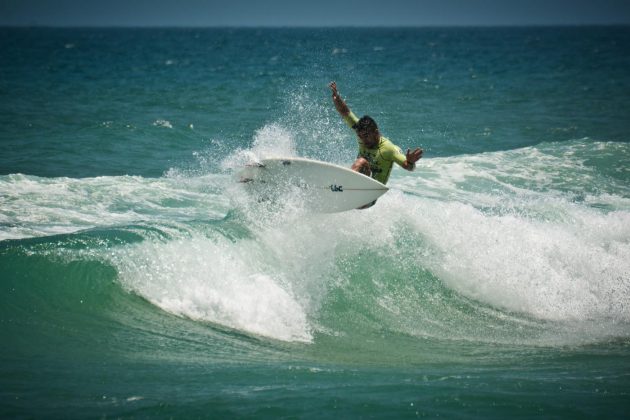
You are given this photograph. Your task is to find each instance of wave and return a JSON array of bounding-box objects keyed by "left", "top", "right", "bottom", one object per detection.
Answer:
[
  {"left": 1, "top": 136, "right": 629, "bottom": 354},
  {"left": 0, "top": 173, "right": 231, "bottom": 241}
]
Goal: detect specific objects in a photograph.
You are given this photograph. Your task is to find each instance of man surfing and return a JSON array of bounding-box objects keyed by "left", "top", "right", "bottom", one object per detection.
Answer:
[{"left": 329, "top": 81, "right": 423, "bottom": 208}]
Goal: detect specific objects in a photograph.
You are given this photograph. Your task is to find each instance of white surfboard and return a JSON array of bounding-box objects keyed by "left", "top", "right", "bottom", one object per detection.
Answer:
[{"left": 237, "top": 157, "right": 389, "bottom": 213}]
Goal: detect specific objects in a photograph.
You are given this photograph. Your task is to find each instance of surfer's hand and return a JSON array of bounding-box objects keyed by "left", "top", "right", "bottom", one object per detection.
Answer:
[
  {"left": 329, "top": 81, "right": 350, "bottom": 116},
  {"left": 406, "top": 148, "right": 423, "bottom": 163},
  {"left": 329, "top": 81, "right": 339, "bottom": 99},
  {"left": 405, "top": 148, "right": 423, "bottom": 170}
]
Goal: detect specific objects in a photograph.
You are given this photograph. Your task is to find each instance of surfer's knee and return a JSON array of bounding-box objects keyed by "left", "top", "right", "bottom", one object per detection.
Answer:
[{"left": 351, "top": 158, "right": 371, "bottom": 176}]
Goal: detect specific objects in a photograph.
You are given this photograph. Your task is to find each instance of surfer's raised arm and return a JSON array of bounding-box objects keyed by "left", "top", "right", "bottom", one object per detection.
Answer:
[{"left": 329, "top": 81, "right": 351, "bottom": 117}]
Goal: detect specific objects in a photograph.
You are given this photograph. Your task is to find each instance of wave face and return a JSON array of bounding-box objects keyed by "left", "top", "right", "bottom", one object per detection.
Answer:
[{"left": 2, "top": 138, "right": 629, "bottom": 352}]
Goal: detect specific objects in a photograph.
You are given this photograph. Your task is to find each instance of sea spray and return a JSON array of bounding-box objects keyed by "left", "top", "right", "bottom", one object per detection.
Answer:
[{"left": 109, "top": 235, "right": 313, "bottom": 343}]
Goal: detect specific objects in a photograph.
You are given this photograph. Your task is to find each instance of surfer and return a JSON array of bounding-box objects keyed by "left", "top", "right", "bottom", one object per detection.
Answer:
[{"left": 329, "top": 82, "right": 423, "bottom": 192}]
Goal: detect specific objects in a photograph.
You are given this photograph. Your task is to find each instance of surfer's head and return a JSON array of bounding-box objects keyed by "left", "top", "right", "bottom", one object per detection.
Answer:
[{"left": 353, "top": 115, "right": 380, "bottom": 148}]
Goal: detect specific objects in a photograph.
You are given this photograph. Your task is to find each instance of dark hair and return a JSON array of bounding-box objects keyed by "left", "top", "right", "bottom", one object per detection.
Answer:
[{"left": 352, "top": 115, "right": 378, "bottom": 133}]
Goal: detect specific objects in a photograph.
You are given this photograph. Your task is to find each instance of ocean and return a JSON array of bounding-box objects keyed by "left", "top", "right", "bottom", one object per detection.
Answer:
[{"left": 1, "top": 26, "right": 629, "bottom": 418}]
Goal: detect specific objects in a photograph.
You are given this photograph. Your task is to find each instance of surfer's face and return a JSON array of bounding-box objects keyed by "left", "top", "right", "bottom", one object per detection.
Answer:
[{"left": 357, "top": 128, "right": 380, "bottom": 148}]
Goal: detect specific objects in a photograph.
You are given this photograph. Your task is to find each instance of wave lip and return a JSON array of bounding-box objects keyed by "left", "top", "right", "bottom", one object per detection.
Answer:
[{"left": 109, "top": 236, "right": 313, "bottom": 343}]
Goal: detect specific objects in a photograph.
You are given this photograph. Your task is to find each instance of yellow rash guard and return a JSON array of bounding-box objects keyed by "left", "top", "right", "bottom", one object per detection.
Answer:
[{"left": 343, "top": 112, "right": 407, "bottom": 185}]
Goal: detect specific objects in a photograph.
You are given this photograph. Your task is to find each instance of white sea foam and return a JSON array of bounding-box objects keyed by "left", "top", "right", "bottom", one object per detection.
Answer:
[
  {"left": 0, "top": 174, "right": 229, "bottom": 240},
  {"left": 153, "top": 119, "right": 173, "bottom": 129},
  {"left": 384, "top": 142, "right": 630, "bottom": 328},
  {"left": 401, "top": 196, "right": 630, "bottom": 323},
  {"left": 110, "top": 236, "right": 313, "bottom": 343}
]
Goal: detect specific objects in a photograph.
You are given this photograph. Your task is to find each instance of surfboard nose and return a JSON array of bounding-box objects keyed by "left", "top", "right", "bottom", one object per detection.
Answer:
[{"left": 236, "top": 157, "right": 388, "bottom": 213}]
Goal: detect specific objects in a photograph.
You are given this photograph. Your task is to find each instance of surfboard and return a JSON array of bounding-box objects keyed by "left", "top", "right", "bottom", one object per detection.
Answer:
[{"left": 237, "top": 157, "right": 389, "bottom": 213}]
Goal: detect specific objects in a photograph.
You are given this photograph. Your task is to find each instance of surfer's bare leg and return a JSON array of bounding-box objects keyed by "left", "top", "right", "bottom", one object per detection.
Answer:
[
  {"left": 351, "top": 157, "right": 371, "bottom": 177},
  {"left": 350, "top": 157, "right": 375, "bottom": 210}
]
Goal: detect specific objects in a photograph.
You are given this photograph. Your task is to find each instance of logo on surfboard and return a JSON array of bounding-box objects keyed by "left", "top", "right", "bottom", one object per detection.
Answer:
[{"left": 330, "top": 184, "right": 343, "bottom": 192}]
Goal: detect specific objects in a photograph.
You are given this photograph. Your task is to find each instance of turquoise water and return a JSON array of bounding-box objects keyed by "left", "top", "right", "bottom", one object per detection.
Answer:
[{"left": 1, "top": 27, "right": 630, "bottom": 417}]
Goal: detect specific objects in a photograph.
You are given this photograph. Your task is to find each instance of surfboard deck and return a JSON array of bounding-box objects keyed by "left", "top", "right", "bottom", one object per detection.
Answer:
[{"left": 237, "top": 157, "right": 389, "bottom": 213}]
